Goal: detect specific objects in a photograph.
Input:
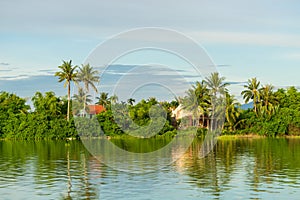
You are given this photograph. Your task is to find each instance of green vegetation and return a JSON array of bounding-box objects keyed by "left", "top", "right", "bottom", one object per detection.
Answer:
[
  {"left": 54, "top": 60, "right": 78, "bottom": 121},
  {"left": 1, "top": 60, "right": 300, "bottom": 140}
]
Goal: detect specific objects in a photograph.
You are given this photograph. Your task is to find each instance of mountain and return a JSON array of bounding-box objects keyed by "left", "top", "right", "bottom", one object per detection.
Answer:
[{"left": 240, "top": 101, "right": 253, "bottom": 110}]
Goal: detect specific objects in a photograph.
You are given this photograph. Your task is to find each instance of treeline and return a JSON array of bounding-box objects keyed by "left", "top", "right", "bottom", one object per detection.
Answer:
[
  {"left": 0, "top": 91, "right": 77, "bottom": 139},
  {"left": 180, "top": 76, "right": 300, "bottom": 136},
  {"left": 1, "top": 80, "right": 300, "bottom": 139},
  {"left": 1, "top": 59, "right": 300, "bottom": 139}
]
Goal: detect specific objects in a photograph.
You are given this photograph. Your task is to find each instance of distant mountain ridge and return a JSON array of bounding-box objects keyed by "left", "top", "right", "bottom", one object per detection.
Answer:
[{"left": 240, "top": 101, "right": 253, "bottom": 110}]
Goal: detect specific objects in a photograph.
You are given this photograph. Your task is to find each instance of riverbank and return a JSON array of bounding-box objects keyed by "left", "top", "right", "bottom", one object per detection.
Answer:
[{"left": 217, "top": 134, "right": 300, "bottom": 140}]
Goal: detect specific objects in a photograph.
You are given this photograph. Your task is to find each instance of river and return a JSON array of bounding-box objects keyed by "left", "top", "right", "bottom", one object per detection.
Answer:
[{"left": 1, "top": 137, "right": 300, "bottom": 199}]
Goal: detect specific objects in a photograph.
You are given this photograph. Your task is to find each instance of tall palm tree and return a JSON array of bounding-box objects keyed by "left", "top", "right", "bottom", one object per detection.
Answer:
[
  {"left": 76, "top": 64, "right": 100, "bottom": 111},
  {"left": 241, "top": 77, "right": 261, "bottom": 115},
  {"left": 204, "top": 72, "right": 228, "bottom": 130},
  {"left": 55, "top": 60, "right": 78, "bottom": 121}
]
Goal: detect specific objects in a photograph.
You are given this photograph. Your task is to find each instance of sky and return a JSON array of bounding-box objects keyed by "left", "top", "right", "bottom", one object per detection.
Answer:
[{"left": 0, "top": 0, "right": 300, "bottom": 103}]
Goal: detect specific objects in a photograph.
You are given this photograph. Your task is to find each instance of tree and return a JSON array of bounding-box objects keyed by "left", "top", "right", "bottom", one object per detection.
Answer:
[
  {"left": 96, "top": 92, "right": 109, "bottom": 108},
  {"left": 76, "top": 64, "right": 100, "bottom": 111},
  {"left": 0, "top": 92, "right": 30, "bottom": 114},
  {"left": 259, "top": 84, "right": 278, "bottom": 116},
  {"left": 55, "top": 60, "right": 78, "bottom": 121},
  {"left": 181, "top": 88, "right": 200, "bottom": 126},
  {"left": 72, "top": 87, "right": 92, "bottom": 115},
  {"left": 193, "top": 81, "right": 210, "bottom": 127},
  {"left": 225, "top": 93, "right": 241, "bottom": 131},
  {"left": 32, "top": 91, "right": 63, "bottom": 117},
  {"left": 204, "top": 72, "right": 228, "bottom": 130},
  {"left": 109, "top": 94, "right": 118, "bottom": 104},
  {"left": 241, "top": 77, "right": 261, "bottom": 116},
  {"left": 204, "top": 72, "right": 228, "bottom": 96},
  {"left": 127, "top": 98, "right": 136, "bottom": 106}
]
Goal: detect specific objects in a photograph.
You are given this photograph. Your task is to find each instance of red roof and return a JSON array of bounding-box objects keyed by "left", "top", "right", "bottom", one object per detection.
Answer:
[{"left": 87, "top": 105, "right": 105, "bottom": 115}]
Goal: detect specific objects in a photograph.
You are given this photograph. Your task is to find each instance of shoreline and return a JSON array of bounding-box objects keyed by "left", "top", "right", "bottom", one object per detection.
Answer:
[
  {"left": 217, "top": 134, "right": 300, "bottom": 139},
  {"left": 2, "top": 134, "right": 300, "bottom": 141}
]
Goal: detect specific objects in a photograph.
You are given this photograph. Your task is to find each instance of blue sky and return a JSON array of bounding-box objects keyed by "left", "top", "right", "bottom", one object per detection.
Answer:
[{"left": 0, "top": 0, "right": 300, "bottom": 102}]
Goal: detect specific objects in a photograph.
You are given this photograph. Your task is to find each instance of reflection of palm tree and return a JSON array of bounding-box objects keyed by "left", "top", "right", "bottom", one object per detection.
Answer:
[
  {"left": 241, "top": 78, "right": 261, "bottom": 115},
  {"left": 66, "top": 145, "right": 72, "bottom": 199},
  {"left": 55, "top": 60, "right": 78, "bottom": 121},
  {"left": 76, "top": 64, "right": 100, "bottom": 112},
  {"left": 72, "top": 87, "right": 92, "bottom": 115}
]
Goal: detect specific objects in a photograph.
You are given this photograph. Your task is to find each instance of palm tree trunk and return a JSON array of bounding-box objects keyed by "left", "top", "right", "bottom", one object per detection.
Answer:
[
  {"left": 67, "top": 82, "right": 70, "bottom": 121},
  {"left": 83, "top": 94, "right": 87, "bottom": 117}
]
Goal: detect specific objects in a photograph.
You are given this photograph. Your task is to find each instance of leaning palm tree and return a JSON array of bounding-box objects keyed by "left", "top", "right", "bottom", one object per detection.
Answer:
[
  {"left": 76, "top": 64, "right": 100, "bottom": 111},
  {"left": 241, "top": 77, "right": 261, "bottom": 115},
  {"left": 55, "top": 60, "right": 78, "bottom": 121}
]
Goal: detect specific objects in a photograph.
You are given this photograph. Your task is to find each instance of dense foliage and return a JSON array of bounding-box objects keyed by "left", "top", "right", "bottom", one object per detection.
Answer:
[
  {"left": 0, "top": 91, "right": 77, "bottom": 139},
  {"left": 237, "top": 86, "right": 300, "bottom": 136},
  {"left": 1, "top": 67, "right": 300, "bottom": 140}
]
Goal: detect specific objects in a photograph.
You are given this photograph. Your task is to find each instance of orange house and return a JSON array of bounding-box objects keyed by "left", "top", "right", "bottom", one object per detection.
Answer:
[{"left": 87, "top": 105, "right": 106, "bottom": 117}]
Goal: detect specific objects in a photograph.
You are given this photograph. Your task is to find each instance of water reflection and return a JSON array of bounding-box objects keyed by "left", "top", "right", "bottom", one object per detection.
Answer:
[
  {"left": 0, "top": 138, "right": 300, "bottom": 199},
  {"left": 173, "top": 138, "right": 300, "bottom": 198}
]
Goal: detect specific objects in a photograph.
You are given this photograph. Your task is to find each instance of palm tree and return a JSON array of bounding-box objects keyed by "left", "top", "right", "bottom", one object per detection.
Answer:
[
  {"left": 241, "top": 78, "right": 261, "bottom": 115},
  {"left": 55, "top": 60, "right": 78, "bottom": 121},
  {"left": 259, "top": 84, "right": 278, "bottom": 116},
  {"left": 72, "top": 87, "right": 92, "bottom": 115},
  {"left": 127, "top": 98, "right": 136, "bottom": 106},
  {"left": 204, "top": 72, "right": 228, "bottom": 96},
  {"left": 193, "top": 81, "right": 210, "bottom": 127},
  {"left": 204, "top": 72, "right": 228, "bottom": 130},
  {"left": 225, "top": 93, "right": 241, "bottom": 131},
  {"left": 76, "top": 64, "right": 100, "bottom": 111},
  {"left": 181, "top": 88, "right": 200, "bottom": 126},
  {"left": 96, "top": 92, "right": 109, "bottom": 108},
  {"left": 109, "top": 94, "right": 119, "bottom": 104}
]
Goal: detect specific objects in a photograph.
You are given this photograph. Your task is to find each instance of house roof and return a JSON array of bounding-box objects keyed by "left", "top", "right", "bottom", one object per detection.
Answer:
[
  {"left": 87, "top": 105, "right": 105, "bottom": 115},
  {"left": 171, "top": 104, "right": 193, "bottom": 119}
]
